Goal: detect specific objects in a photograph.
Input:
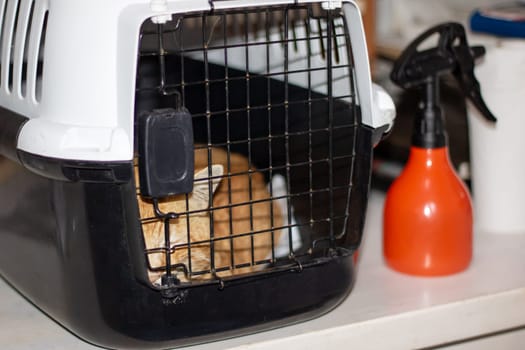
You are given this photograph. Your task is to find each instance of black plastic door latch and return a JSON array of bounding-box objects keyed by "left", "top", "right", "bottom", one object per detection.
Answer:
[{"left": 138, "top": 108, "right": 194, "bottom": 198}]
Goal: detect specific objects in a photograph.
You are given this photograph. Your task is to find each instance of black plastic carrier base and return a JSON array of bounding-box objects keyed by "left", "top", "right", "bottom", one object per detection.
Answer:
[
  {"left": 0, "top": 120, "right": 375, "bottom": 349},
  {"left": 0, "top": 166, "right": 358, "bottom": 349},
  {"left": 0, "top": 117, "right": 375, "bottom": 349},
  {"left": 0, "top": 4, "right": 378, "bottom": 349}
]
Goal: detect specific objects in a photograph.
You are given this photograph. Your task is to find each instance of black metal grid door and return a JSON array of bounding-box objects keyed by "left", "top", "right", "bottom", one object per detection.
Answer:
[{"left": 134, "top": 3, "right": 361, "bottom": 289}]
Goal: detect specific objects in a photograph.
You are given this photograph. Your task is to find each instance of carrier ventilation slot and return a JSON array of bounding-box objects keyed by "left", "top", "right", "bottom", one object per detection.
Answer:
[
  {"left": 0, "top": 0, "right": 48, "bottom": 103},
  {"left": 135, "top": 4, "right": 359, "bottom": 289}
]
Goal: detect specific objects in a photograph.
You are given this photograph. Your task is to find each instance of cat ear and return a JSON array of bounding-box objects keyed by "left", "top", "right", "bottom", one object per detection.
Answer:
[{"left": 191, "top": 165, "right": 224, "bottom": 210}]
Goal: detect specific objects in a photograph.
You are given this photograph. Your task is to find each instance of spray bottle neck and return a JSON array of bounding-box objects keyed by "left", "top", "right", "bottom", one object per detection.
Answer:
[{"left": 412, "top": 76, "right": 448, "bottom": 149}]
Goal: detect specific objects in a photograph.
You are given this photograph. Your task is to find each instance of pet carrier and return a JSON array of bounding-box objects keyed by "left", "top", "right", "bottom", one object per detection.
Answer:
[{"left": 0, "top": 0, "right": 394, "bottom": 349}]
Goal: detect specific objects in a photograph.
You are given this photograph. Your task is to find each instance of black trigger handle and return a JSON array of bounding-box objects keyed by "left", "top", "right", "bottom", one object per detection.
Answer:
[
  {"left": 391, "top": 22, "right": 497, "bottom": 123},
  {"left": 451, "top": 42, "right": 497, "bottom": 122}
]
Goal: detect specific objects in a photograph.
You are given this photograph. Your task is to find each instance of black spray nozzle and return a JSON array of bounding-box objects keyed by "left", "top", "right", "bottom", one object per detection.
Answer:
[{"left": 391, "top": 22, "right": 497, "bottom": 123}]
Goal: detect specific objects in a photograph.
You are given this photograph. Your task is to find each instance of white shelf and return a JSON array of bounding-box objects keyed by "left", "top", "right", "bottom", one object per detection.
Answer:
[{"left": 1, "top": 191, "right": 525, "bottom": 349}]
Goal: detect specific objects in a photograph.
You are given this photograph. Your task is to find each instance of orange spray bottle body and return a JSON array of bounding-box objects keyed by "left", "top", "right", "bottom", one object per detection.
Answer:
[
  {"left": 383, "top": 23, "right": 496, "bottom": 276},
  {"left": 384, "top": 146, "right": 473, "bottom": 275}
]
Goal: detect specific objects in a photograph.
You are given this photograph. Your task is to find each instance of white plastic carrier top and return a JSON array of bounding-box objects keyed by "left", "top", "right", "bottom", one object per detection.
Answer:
[{"left": 0, "top": 0, "right": 394, "bottom": 162}]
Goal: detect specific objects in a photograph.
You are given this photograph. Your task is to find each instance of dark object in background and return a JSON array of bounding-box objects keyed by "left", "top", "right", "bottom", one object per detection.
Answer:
[{"left": 470, "top": 3, "right": 525, "bottom": 38}]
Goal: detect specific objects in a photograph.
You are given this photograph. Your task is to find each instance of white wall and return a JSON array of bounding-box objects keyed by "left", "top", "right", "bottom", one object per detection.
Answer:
[{"left": 376, "top": 0, "right": 506, "bottom": 45}]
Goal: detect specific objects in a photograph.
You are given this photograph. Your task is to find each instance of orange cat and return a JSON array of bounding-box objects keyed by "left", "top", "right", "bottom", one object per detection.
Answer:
[{"left": 136, "top": 147, "right": 283, "bottom": 284}]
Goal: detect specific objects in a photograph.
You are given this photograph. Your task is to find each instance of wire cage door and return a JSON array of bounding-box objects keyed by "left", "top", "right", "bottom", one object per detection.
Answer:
[{"left": 134, "top": 3, "right": 362, "bottom": 292}]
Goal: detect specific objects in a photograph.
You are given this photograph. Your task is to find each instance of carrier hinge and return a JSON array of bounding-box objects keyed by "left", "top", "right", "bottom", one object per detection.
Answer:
[
  {"left": 322, "top": 0, "right": 342, "bottom": 10},
  {"left": 160, "top": 275, "right": 189, "bottom": 305},
  {"left": 150, "top": 0, "right": 172, "bottom": 24}
]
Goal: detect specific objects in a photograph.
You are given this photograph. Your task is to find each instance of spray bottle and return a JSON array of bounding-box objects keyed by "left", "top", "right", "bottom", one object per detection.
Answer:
[{"left": 383, "top": 23, "right": 497, "bottom": 276}]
